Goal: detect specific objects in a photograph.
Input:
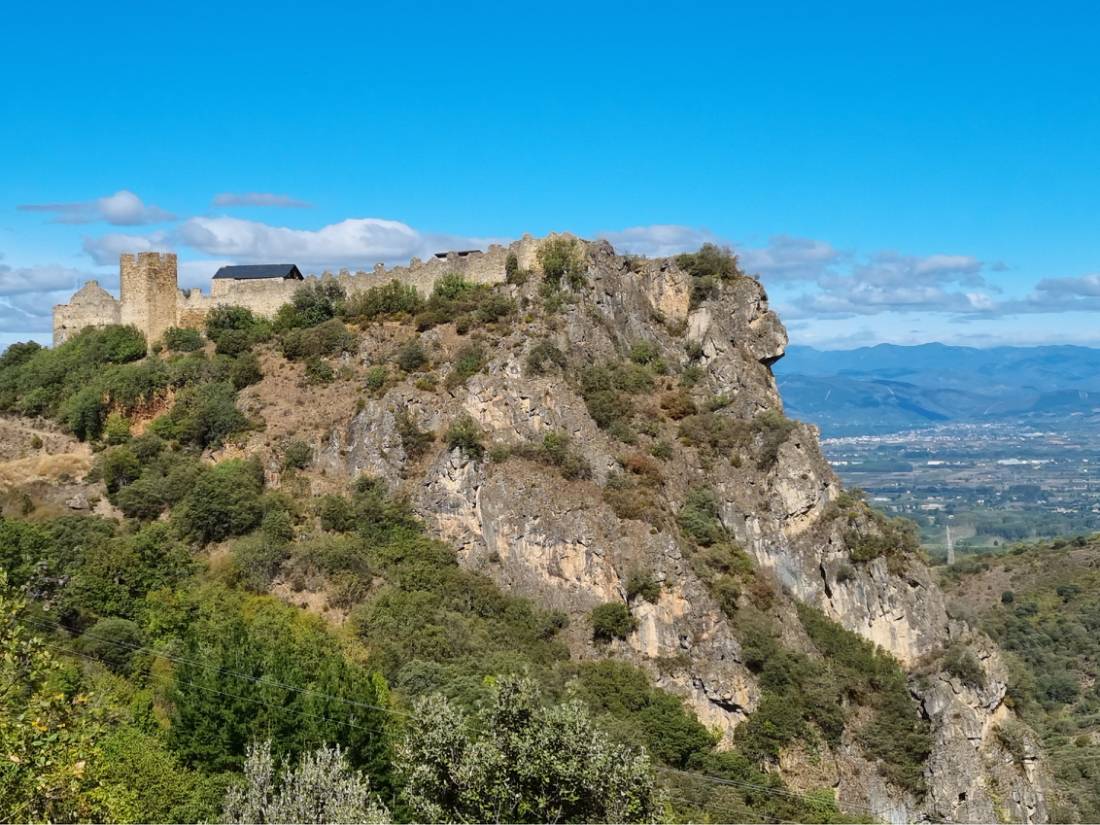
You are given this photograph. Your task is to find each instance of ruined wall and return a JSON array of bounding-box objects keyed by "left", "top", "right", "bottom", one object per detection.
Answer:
[
  {"left": 52, "top": 281, "right": 121, "bottom": 346},
  {"left": 53, "top": 235, "right": 542, "bottom": 346}
]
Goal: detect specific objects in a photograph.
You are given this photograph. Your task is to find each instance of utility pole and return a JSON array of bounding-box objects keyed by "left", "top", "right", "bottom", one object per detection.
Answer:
[{"left": 946, "top": 523, "right": 956, "bottom": 566}]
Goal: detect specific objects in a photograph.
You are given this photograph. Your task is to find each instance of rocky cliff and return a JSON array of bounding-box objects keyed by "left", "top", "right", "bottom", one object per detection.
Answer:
[{"left": 257, "top": 236, "right": 1048, "bottom": 823}]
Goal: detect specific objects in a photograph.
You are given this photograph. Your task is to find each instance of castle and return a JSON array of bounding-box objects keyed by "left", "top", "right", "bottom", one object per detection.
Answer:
[{"left": 52, "top": 238, "right": 542, "bottom": 346}]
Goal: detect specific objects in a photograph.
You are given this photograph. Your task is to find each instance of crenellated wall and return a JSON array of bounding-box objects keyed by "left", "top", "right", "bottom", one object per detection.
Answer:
[{"left": 52, "top": 235, "right": 546, "bottom": 346}]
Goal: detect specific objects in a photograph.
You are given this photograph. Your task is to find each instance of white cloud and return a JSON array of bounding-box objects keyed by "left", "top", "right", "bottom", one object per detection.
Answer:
[
  {"left": 18, "top": 190, "right": 174, "bottom": 225},
  {"left": 739, "top": 235, "right": 843, "bottom": 282},
  {"left": 82, "top": 231, "right": 172, "bottom": 265},
  {"left": 177, "top": 216, "right": 489, "bottom": 269},
  {"left": 212, "top": 192, "right": 311, "bottom": 208},
  {"left": 597, "top": 225, "right": 721, "bottom": 258},
  {"left": 0, "top": 261, "right": 87, "bottom": 296}
]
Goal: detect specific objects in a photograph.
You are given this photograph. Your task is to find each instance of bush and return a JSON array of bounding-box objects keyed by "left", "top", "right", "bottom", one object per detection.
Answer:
[
  {"left": 675, "top": 243, "right": 744, "bottom": 308},
  {"left": 281, "top": 440, "right": 312, "bottom": 471},
  {"left": 303, "top": 357, "right": 334, "bottom": 384},
  {"left": 526, "top": 340, "right": 567, "bottom": 376},
  {"left": 591, "top": 602, "right": 636, "bottom": 642},
  {"left": 163, "top": 326, "right": 204, "bottom": 352},
  {"left": 79, "top": 616, "right": 145, "bottom": 673},
  {"left": 274, "top": 282, "right": 346, "bottom": 330},
  {"left": 625, "top": 569, "right": 661, "bottom": 604},
  {"left": 445, "top": 343, "right": 486, "bottom": 390},
  {"left": 538, "top": 237, "right": 586, "bottom": 288},
  {"left": 174, "top": 459, "right": 265, "bottom": 544},
  {"left": 150, "top": 381, "right": 247, "bottom": 448},
  {"left": 396, "top": 410, "right": 434, "bottom": 461},
  {"left": 280, "top": 319, "right": 355, "bottom": 361},
  {"left": 343, "top": 280, "right": 424, "bottom": 321},
  {"left": 944, "top": 643, "right": 986, "bottom": 688},
  {"left": 204, "top": 307, "right": 271, "bottom": 355},
  {"left": 445, "top": 414, "right": 483, "bottom": 460},
  {"left": 678, "top": 487, "right": 727, "bottom": 546},
  {"left": 413, "top": 277, "right": 514, "bottom": 333},
  {"left": 229, "top": 352, "right": 263, "bottom": 389},
  {"left": 394, "top": 340, "right": 427, "bottom": 373},
  {"left": 504, "top": 251, "right": 528, "bottom": 285},
  {"left": 104, "top": 412, "right": 132, "bottom": 445}
]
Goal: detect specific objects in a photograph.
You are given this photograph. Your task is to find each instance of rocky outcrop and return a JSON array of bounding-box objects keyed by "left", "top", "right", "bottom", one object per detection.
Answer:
[{"left": 315, "top": 235, "right": 1050, "bottom": 822}]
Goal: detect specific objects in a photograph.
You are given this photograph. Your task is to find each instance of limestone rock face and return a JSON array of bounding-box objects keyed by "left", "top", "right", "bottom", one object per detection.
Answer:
[{"left": 316, "top": 235, "right": 1050, "bottom": 822}]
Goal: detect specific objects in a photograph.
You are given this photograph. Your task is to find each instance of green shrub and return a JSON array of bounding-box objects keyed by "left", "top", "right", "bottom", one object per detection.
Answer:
[
  {"left": 510, "top": 431, "right": 591, "bottom": 480},
  {"left": 163, "top": 326, "right": 204, "bottom": 352},
  {"left": 280, "top": 319, "right": 355, "bottom": 360},
  {"left": 625, "top": 570, "right": 661, "bottom": 604},
  {"left": 274, "top": 282, "right": 346, "bottom": 330},
  {"left": 413, "top": 276, "right": 514, "bottom": 333},
  {"left": 591, "top": 602, "right": 636, "bottom": 642},
  {"left": 303, "top": 357, "right": 334, "bottom": 385},
  {"left": 150, "top": 381, "right": 247, "bottom": 448},
  {"left": 628, "top": 340, "right": 660, "bottom": 366},
  {"left": 445, "top": 414, "right": 484, "bottom": 460},
  {"left": 396, "top": 410, "right": 434, "bottom": 460},
  {"left": 103, "top": 412, "right": 132, "bottom": 445},
  {"left": 343, "top": 279, "right": 424, "bottom": 321},
  {"left": 281, "top": 439, "right": 312, "bottom": 471},
  {"left": 79, "top": 616, "right": 145, "bottom": 673},
  {"left": 174, "top": 459, "right": 265, "bottom": 544},
  {"left": 526, "top": 340, "right": 567, "bottom": 376},
  {"left": 364, "top": 365, "right": 387, "bottom": 392},
  {"left": 943, "top": 643, "right": 986, "bottom": 688},
  {"left": 538, "top": 237, "right": 586, "bottom": 288},
  {"left": 505, "top": 251, "right": 528, "bottom": 285},
  {"left": 445, "top": 343, "right": 486, "bottom": 390},
  {"left": 229, "top": 352, "right": 263, "bottom": 389},
  {"left": 675, "top": 243, "right": 744, "bottom": 308},
  {"left": 97, "top": 446, "right": 142, "bottom": 494},
  {"left": 678, "top": 487, "right": 726, "bottom": 546},
  {"left": 394, "top": 340, "right": 427, "bottom": 372},
  {"left": 569, "top": 660, "right": 715, "bottom": 769}
]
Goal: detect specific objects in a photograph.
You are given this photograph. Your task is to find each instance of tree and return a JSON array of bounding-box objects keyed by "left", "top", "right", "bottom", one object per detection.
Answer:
[
  {"left": 222, "top": 741, "right": 390, "bottom": 824},
  {"left": 0, "top": 572, "right": 106, "bottom": 822},
  {"left": 398, "top": 675, "right": 663, "bottom": 823}
]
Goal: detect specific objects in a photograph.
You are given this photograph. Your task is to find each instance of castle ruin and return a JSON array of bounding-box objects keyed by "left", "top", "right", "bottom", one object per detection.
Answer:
[{"left": 52, "top": 238, "right": 542, "bottom": 347}]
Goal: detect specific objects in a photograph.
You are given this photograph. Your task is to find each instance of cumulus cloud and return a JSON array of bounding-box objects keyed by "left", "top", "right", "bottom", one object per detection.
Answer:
[
  {"left": 177, "top": 216, "right": 490, "bottom": 269},
  {"left": 780, "top": 250, "right": 995, "bottom": 318},
  {"left": 597, "top": 225, "right": 722, "bottom": 258},
  {"left": 82, "top": 231, "right": 173, "bottom": 266},
  {"left": 0, "top": 260, "right": 87, "bottom": 296},
  {"left": 987, "top": 272, "right": 1100, "bottom": 315},
  {"left": 18, "top": 190, "right": 174, "bottom": 225},
  {"left": 212, "top": 192, "right": 311, "bottom": 208},
  {"left": 739, "top": 235, "right": 843, "bottom": 282}
]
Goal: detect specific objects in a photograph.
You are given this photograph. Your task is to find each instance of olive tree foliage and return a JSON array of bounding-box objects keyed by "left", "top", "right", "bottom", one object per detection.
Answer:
[
  {"left": 221, "top": 740, "right": 390, "bottom": 825},
  {"left": 398, "top": 675, "right": 664, "bottom": 823}
]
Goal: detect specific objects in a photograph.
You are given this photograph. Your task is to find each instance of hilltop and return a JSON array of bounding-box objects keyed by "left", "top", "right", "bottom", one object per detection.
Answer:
[{"left": 1, "top": 237, "right": 1050, "bottom": 823}]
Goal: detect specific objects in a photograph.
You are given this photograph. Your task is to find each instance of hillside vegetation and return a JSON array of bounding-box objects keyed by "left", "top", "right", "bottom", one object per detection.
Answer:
[
  {"left": 0, "top": 237, "right": 1043, "bottom": 823},
  {"left": 942, "top": 537, "right": 1100, "bottom": 822}
]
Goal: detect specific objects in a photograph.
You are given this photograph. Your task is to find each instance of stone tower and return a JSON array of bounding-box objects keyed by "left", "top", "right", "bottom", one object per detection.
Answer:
[{"left": 119, "top": 252, "right": 179, "bottom": 344}]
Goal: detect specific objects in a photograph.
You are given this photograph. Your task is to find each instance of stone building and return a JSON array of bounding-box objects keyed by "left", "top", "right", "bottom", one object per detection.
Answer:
[{"left": 52, "top": 237, "right": 539, "bottom": 347}]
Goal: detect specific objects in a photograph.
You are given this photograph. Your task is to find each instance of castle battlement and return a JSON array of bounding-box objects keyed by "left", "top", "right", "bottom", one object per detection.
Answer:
[{"left": 52, "top": 235, "right": 546, "bottom": 347}]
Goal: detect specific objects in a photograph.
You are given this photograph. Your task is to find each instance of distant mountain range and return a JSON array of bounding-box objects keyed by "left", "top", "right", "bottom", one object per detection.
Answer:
[{"left": 774, "top": 343, "right": 1100, "bottom": 435}]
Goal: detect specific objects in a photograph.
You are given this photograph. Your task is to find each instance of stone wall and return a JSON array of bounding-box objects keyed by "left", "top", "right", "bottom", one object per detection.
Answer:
[
  {"left": 119, "top": 252, "right": 179, "bottom": 344},
  {"left": 52, "top": 281, "right": 121, "bottom": 346},
  {"left": 52, "top": 234, "right": 547, "bottom": 346}
]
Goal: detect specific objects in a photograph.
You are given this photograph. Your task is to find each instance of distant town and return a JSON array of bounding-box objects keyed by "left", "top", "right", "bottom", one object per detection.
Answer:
[{"left": 821, "top": 413, "right": 1100, "bottom": 558}]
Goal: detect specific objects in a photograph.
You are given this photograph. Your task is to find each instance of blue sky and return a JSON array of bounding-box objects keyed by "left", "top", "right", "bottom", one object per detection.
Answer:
[{"left": 3, "top": 0, "right": 1099, "bottom": 350}]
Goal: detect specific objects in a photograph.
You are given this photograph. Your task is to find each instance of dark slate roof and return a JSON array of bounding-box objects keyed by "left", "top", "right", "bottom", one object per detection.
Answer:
[{"left": 213, "top": 264, "right": 303, "bottom": 280}]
